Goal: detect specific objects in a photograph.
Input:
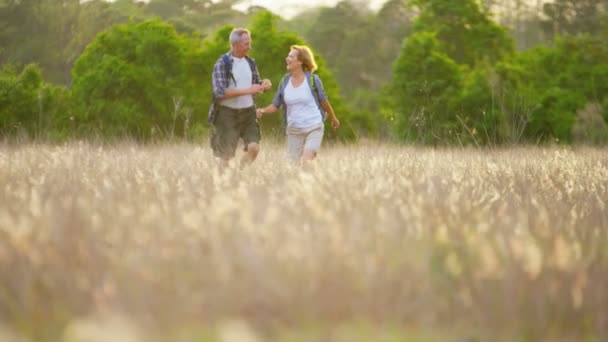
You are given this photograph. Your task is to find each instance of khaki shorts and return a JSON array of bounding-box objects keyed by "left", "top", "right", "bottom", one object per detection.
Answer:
[
  {"left": 210, "top": 106, "right": 260, "bottom": 159},
  {"left": 286, "top": 123, "right": 324, "bottom": 161}
]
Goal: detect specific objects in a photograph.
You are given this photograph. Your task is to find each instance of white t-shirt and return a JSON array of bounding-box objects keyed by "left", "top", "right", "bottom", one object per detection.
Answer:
[
  {"left": 284, "top": 79, "right": 323, "bottom": 129},
  {"left": 220, "top": 57, "right": 254, "bottom": 109}
]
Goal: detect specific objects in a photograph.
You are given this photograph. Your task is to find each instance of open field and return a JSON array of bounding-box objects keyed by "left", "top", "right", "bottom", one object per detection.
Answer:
[{"left": 0, "top": 142, "right": 607, "bottom": 341}]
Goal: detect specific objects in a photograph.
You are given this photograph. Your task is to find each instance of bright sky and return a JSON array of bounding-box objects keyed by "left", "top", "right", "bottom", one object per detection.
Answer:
[{"left": 234, "top": 0, "right": 389, "bottom": 19}]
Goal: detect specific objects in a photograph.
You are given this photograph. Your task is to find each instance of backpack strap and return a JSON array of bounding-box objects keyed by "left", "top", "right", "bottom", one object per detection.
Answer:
[
  {"left": 307, "top": 72, "right": 326, "bottom": 119},
  {"left": 222, "top": 53, "right": 237, "bottom": 86},
  {"left": 280, "top": 74, "right": 290, "bottom": 91},
  {"left": 210, "top": 53, "right": 256, "bottom": 125},
  {"left": 279, "top": 74, "right": 291, "bottom": 133},
  {"left": 223, "top": 53, "right": 257, "bottom": 87},
  {"left": 278, "top": 73, "right": 326, "bottom": 133},
  {"left": 309, "top": 73, "right": 317, "bottom": 94},
  {"left": 245, "top": 56, "right": 258, "bottom": 83}
]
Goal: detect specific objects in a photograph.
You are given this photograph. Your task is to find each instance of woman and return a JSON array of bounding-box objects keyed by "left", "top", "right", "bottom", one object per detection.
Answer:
[{"left": 256, "top": 45, "right": 340, "bottom": 163}]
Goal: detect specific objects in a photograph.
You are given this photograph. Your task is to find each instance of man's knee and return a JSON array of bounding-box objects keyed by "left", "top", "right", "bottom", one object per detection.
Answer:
[{"left": 247, "top": 143, "right": 260, "bottom": 155}]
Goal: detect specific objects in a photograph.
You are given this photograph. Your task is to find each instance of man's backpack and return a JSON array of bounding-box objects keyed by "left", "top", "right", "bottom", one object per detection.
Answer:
[
  {"left": 208, "top": 53, "right": 258, "bottom": 124},
  {"left": 221, "top": 53, "right": 257, "bottom": 87}
]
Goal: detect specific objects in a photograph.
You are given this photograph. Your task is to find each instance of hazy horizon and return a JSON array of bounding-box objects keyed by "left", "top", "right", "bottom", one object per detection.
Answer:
[{"left": 234, "top": 0, "right": 388, "bottom": 19}]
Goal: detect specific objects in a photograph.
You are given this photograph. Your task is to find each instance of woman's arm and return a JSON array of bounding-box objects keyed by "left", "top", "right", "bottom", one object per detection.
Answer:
[
  {"left": 321, "top": 100, "right": 340, "bottom": 130},
  {"left": 256, "top": 104, "right": 279, "bottom": 118}
]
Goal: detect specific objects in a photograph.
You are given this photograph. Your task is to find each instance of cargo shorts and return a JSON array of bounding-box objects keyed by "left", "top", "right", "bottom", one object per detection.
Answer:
[{"left": 210, "top": 105, "right": 260, "bottom": 159}]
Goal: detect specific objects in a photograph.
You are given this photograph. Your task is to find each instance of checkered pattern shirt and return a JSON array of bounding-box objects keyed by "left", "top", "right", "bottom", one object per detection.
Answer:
[{"left": 208, "top": 52, "right": 261, "bottom": 124}]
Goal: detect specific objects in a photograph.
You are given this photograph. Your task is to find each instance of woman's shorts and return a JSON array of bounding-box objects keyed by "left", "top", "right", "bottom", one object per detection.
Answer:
[{"left": 286, "top": 122, "right": 324, "bottom": 161}]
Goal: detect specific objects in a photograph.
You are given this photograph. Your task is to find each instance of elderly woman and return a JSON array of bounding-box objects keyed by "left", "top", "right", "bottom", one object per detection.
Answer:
[{"left": 256, "top": 45, "right": 340, "bottom": 163}]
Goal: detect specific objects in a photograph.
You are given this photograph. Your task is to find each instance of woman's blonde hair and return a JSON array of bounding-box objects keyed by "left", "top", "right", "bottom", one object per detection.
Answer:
[{"left": 290, "top": 45, "right": 317, "bottom": 72}]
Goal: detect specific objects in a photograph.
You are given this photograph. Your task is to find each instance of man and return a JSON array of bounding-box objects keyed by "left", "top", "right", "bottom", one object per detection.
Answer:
[{"left": 209, "top": 28, "right": 272, "bottom": 168}]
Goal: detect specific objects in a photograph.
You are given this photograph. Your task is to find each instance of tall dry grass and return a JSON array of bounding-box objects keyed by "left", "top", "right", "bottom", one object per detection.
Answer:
[{"left": 0, "top": 141, "right": 607, "bottom": 341}]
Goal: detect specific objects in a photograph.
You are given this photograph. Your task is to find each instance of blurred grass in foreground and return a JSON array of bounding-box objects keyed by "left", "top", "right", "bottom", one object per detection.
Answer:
[{"left": 0, "top": 142, "right": 607, "bottom": 341}]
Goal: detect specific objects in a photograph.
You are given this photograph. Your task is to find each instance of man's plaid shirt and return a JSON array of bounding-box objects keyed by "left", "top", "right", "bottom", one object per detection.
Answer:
[{"left": 208, "top": 52, "right": 261, "bottom": 124}]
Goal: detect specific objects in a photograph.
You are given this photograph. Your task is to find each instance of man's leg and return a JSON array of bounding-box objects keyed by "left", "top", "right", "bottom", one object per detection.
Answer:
[
  {"left": 218, "top": 157, "right": 230, "bottom": 171},
  {"left": 240, "top": 108, "right": 261, "bottom": 168},
  {"left": 241, "top": 142, "right": 259, "bottom": 167},
  {"left": 211, "top": 107, "right": 239, "bottom": 169}
]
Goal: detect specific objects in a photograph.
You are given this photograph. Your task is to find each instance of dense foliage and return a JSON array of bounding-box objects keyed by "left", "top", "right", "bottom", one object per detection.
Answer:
[
  {"left": 71, "top": 19, "right": 192, "bottom": 139},
  {"left": 1, "top": 0, "right": 607, "bottom": 144},
  {"left": 0, "top": 64, "right": 69, "bottom": 139},
  {"left": 385, "top": 0, "right": 608, "bottom": 145}
]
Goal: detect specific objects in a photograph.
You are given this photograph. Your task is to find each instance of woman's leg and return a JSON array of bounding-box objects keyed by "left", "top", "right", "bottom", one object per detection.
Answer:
[
  {"left": 287, "top": 131, "right": 306, "bottom": 162},
  {"left": 302, "top": 124, "right": 324, "bottom": 162},
  {"left": 301, "top": 149, "right": 317, "bottom": 161}
]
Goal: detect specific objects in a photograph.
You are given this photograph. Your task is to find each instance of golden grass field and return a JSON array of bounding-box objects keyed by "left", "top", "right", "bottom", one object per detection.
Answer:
[{"left": 0, "top": 141, "right": 607, "bottom": 341}]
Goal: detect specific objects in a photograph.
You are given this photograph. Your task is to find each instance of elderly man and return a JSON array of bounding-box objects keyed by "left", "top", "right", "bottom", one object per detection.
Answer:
[{"left": 208, "top": 28, "right": 272, "bottom": 168}]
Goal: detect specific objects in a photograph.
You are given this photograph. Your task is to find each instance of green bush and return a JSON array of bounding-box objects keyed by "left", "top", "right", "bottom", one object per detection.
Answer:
[
  {"left": 386, "top": 32, "right": 464, "bottom": 144},
  {"left": 495, "top": 35, "right": 608, "bottom": 144},
  {"left": 385, "top": 9, "right": 608, "bottom": 145},
  {"left": 0, "top": 64, "right": 69, "bottom": 140},
  {"left": 410, "top": 0, "right": 514, "bottom": 67},
  {"left": 0, "top": 64, "right": 43, "bottom": 137},
  {"left": 71, "top": 19, "right": 196, "bottom": 140},
  {"left": 385, "top": 0, "right": 515, "bottom": 145},
  {"left": 571, "top": 102, "right": 608, "bottom": 145}
]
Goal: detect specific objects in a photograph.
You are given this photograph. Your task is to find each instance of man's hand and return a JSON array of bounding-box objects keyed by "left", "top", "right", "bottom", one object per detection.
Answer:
[
  {"left": 261, "top": 78, "right": 272, "bottom": 91},
  {"left": 250, "top": 84, "right": 265, "bottom": 94}
]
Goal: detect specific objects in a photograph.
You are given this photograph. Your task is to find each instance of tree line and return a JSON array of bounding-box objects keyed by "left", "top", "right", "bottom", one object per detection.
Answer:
[{"left": 1, "top": 0, "right": 607, "bottom": 144}]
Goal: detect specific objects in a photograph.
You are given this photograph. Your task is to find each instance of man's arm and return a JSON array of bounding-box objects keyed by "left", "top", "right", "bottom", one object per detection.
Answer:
[
  {"left": 212, "top": 58, "right": 265, "bottom": 100},
  {"left": 211, "top": 59, "right": 228, "bottom": 100},
  {"left": 223, "top": 86, "right": 264, "bottom": 99}
]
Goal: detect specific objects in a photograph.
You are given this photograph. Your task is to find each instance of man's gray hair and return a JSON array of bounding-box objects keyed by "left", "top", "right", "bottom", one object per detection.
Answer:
[{"left": 229, "top": 28, "right": 251, "bottom": 45}]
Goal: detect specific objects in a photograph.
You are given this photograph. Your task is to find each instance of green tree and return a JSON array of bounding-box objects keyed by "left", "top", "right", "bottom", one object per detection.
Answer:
[
  {"left": 518, "top": 35, "right": 608, "bottom": 142},
  {"left": 0, "top": 0, "right": 54, "bottom": 73},
  {"left": 145, "top": 0, "right": 183, "bottom": 19},
  {"left": 386, "top": 32, "right": 464, "bottom": 143},
  {"left": 0, "top": 64, "right": 44, "bottom": 136},
  {"left": 304, "top": 1, "right": 368, "bottom": 72},
  {"left": 0, "top": 0, "right": 146, "bottom": 85},
  {"left": 372, "top": 0, "right": 415, "bottom": 87},
  {"left": 486, "top": 0, "right": 548, "bottom": 49},
  {"left": 386, "top": 0, "right": 514, "bottom": 144},
  {"left": 542, "top": 0, "right": 608, "bottom": 38},
  {"left": 144, "top": 0, "right": 249, "bottom": 35},
  {"left": 411, "top": 0, "right": 514, "bottom": 66},
  {"left": 71, "top": 19, "right": 194, "bottom": 140},
  {"left": 288, "top": 0, "right": 414, "bottom": 138},
  {"left": 0, "top": 64, "right": 69, "bottom": 139}
]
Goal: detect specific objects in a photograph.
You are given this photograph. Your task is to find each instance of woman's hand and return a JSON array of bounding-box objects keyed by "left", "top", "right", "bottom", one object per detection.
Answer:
[
  {"left": 331, "top": 117, "right": 340, "bottom": 130},
  {"left": 256, "top": 108, "right": 265, "bottom": 119}
]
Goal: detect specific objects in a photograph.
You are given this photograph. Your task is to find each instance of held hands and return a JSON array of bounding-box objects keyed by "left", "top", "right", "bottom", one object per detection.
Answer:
[
  {"left": 261, "top": 78, "right": 272, "bottom": 91},
  {"left": 250, "top": 79, "right": 272, "bottom": 95},
  {"left": 250, "top": 84, "right": 265, "bottom": 94},
  {"left": 256, "top": 108, "right": 265, "bottom": 119}
]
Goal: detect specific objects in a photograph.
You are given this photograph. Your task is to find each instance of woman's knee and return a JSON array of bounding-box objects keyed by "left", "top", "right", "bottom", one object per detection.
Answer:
[{"left": 302, "top": 149, "right": 317, "bottom": 160}]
